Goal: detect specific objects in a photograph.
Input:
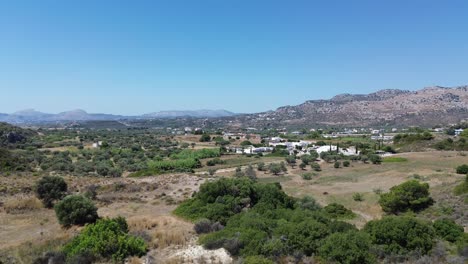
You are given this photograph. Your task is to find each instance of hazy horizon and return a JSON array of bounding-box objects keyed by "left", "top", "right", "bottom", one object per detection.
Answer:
[{"left": 1, "top": 1, "right": 468, "bottom": 115}]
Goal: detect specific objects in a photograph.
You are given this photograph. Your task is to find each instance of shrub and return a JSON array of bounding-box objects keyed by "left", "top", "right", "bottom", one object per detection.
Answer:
[
  {"left": 343, "top": 160, "right": 350, "bottom": 167},
  {"left": 296, "top": 196, "right": 321, "bottom": 211},
  {"left": 63, "top": 217, "right": 147, "bottom": 261},
  {"left": 311, "top": 162, "right": 321, "bottom": 171},
  {"left": 369, "top": 154, "right": 382, "bottom": 164},
  {"left": 301, "top": 172, "right": 315, "bottom": 180},
  {"left": 54, "top": 195, "right": 98, "bottom": 227},
  {"left": 244, "top": 256, "right": 274, "bottom": 264},
  {"left": 318, "top": 231, "right": 375, "bottom": 264},
  {"left": 454, "top": 175, "right": 468, "bottom": 195},
  {"left": 456, "top": 164, "right": 468, "bottom": 174},
  {"left": 433, "top": 218, "right": 464, "bottom": 242},
  {"left": 379, "top": 180, "right": 434, "bottom": 214},
  {"left": 353, "top": 193, "right": 364, "bottom": 202},
  {"left": 194, "top": 218, "right": 224, "bottom": 234},
  {"left": 35, "top": 176, "right": 68, "bottom": 208},
  {"left": 324, "top": 203, "right": 355, "bottom": 219},
  {"left": 334, "top": 161, "right": 340, "bottom": 168},
  {"left": 364, "top": 216, "right": 435, "bottom": 254}
]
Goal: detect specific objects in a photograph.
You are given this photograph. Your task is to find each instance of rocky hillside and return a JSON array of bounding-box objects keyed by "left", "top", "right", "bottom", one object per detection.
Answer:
[
  {"left": 0, "top": 122, "right": 36, "bottom": 147},
  {"left": 227, "top": 86, "right": 468, "bottom": 128}
]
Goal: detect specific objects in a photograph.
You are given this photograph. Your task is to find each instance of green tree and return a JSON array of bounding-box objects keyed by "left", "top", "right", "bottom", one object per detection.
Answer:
[
  {"left": 63, "top": 217, "right": 146, "bottom": 261},
  {"left": 364, "top": 216, "right": 435, "bottom": 254},
  {"left": 456, "top": 164, "right": 468, "bottom": 174},
  {"left": 299, "top": 162, "right": 307, "bottom": 170},
  {"left": 245, "top": 165, "right": 257, "bottom": 180},
  {"left": 334, "top": 161, "right": 340, "bottom": 168},
  {"left": 269, "top": 163, "right": 282, "bottom": 175},
  {"left": 35, "top": 176, "right": 68, "bottom": 208},
  {"left": 54, "top": 195, "right": 98, "bottom": 227},
  {"left": 285, "top": 155, "right": 296, "bottom": 168},
  {"left": 318, "top": 231, "right": 375, "bottom": 264},
  {"left": 379, "top": 180, "right": 434, "bottom": 213},
  {"left": 369, "top": 154, "right": 382, "bottom": 164},
  {"left": 433, "top": 218, "right": 464, "bottom": 242},
  {"left": 199, "top": 133, "right": 211, "bottom": 142}
]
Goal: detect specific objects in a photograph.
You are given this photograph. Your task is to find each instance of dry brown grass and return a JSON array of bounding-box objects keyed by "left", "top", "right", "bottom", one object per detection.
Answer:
[
  {"left": 3, "top": 196, "right": 43, "bottom": 214},
  {"left": 128, "top": 216, "right": 193, "bottom": 249}
]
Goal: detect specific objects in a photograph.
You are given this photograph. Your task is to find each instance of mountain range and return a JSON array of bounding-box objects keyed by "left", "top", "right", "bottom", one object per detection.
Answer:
[
  {"left": 225, "top": 85, "right": 468, "bottom": 128},
  {"left": 0, "top": 109, "right": 236, "bottom": 123},
  {"left": 2, "top": 85, "right": 467, "bottom": 127}
]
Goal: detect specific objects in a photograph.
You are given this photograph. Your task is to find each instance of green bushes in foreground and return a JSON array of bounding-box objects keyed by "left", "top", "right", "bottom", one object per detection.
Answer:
[
  {"left": 54, "top": 195, "right": 98, "bottom": 227},
  {"left": 363, "top": 216, "right": 435, "bottom": 255},
  {"left": 63, "top": 217, "right": 146, "bottom": 261},
  {"left": 174, "top": 177, "right": 461, "bottom": 262}
]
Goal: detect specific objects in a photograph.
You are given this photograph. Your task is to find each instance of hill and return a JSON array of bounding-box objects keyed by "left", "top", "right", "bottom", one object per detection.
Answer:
[
  {"left": 0, "top": 122, "right": 36, "bottom": 147},
  {"left": 227, "top": 85, "right": 468, "bottom": 128},
  {"left": 142, "top": 109, "right": 236, "bottom": 118}
]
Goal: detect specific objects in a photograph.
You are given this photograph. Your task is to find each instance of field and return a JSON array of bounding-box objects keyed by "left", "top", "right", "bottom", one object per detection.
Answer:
[{"left": 1, "top": 123, "right": 467, "bottom": 263}]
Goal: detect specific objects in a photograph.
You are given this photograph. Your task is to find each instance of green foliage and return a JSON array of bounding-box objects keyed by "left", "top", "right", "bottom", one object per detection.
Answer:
[
  {"left": 334, "top": 161, "right": 340, "bottom": 168},
  {"left": 62, "top": 217, "right": 146, "bottom": 261},
  {"left": 343, "top": 160, "right": 350, "bottom": 167},
  {"left": 35, "top": 176, "right": 68, "bottom": 208},
  {"left": 323, "top": 203, "right": 355, "bottom": 219},
  {"left": 172, "top": 148, "right": 220, "bottom": 160},
  {"left": 379, "top": 180, "right": 434, "bottom": 214},
  {"left": 147, "top": 158, "right": 201, "bottom": 173},
  {"left": 433, "top": 218, "right": 465, "bottom": 242},
  {"left": 364, "top": 216, "right": 435, "bottom": 254},
  {"left": 206, "top": 157, "right": 226, "bottom": 166},
  {"left": 454, "top": 175, "right": 468, "bottom": 195},
  {"left": 394, "top": 132, "right": 434, "bottom": 144},
  {"left": 240, "top": 140, "right": 253, "bottom": 146},
  {"left": 296, "top": 196, "right": 321, "bottom": 211},
  {"left": 54, "top": 195, "right": 98, "bottom": 227},
  {"left": 199, "top": 133, "right": 211, "bottom": 142},
  {"left": 369, "top": 154, "right": 382, "bottom": 164},
  {"left": 318, "top": 231, "right": 375, "bottom": 264},
  {"left": 243, "top": 256, "right": 274, "bottom": 264},
  {"left": 456, "top": 164, "right": 468, "bottom": 174},
  {"left": 382, "top": 156, "right": 408, "bottom": 162},
  {"left": 174, "top": 177, "right": 295, "bottom": 225},
  {"left": 352, "top": 192, "right": 364, "bottom": 202},
  {"left": 310, "top": 162, "right": 321, "bottom": 171},
  {"left": 301, "top": 172, "right": 315, "bottom": 180}
]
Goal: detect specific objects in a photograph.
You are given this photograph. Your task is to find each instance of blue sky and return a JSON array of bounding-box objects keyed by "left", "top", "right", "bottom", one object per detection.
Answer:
[{"left": 1, "top": 0, "right": 467, "bottom": 115}]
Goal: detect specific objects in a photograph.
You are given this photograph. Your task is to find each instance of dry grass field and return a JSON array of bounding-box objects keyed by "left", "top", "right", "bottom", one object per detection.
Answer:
[{"left": 0, "top": 150, "right": 466, "bottom": 262}]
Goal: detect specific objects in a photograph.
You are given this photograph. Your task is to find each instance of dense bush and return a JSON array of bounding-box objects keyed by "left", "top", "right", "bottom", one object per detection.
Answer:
[
  {"left": 394, "top": 132, "right": 433, "bottom": 144},
  {"left": 147, "top": 158, "right": 201, "bottom": 173},
  {"left": 54, "top": 195, "right": 98, "bottom": 227},
  {"left": 172, "top": 148, "right": 220, "bottom": 160},
  {"left": 318, "top": 231, "right": 375, "bottom": 264},
  {"left": 364, "top": 216, "right": 435, "bottom": 254},
  {"left": 174, "top": 178, "right": 295, "bottom": 224},
  {"left": 456, "top": 164, "right": 468, "bottom": 174},
  {"left": 194, "top": 218, "right": 224, "bottom": 234},
  {"left": 379, "top": 180, "right": 434, "bottom": 214},
  {"left": 63, "top": 217, "right": 146, "bottom": 261},
  {"left": 323, "top": 203, "right": 355, "bottom": 219},
  {"left": 35, "top": 176, "right": 68, "bottom": 208},
  {"left": 433, "top": 218, "right": 465, "bottom": 242}
]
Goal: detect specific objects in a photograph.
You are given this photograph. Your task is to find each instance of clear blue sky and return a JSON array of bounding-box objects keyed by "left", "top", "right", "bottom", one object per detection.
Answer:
[{"left": 1, "top": 0, "right": 467, "bottom": 115}]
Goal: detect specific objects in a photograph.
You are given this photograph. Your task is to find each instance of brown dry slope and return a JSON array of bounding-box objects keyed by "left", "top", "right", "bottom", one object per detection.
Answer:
[{"left": 229, "top": 85, "right": 468, "bottom": 127}]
